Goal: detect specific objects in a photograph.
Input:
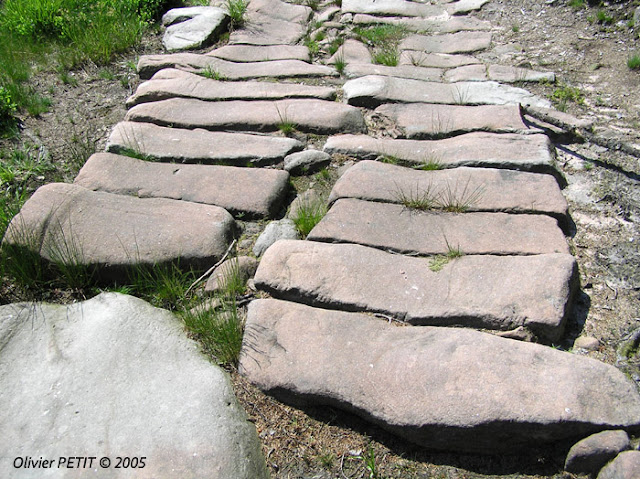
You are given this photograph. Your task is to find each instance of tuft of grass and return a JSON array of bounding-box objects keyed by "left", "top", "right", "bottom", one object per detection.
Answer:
[
  {"left": 356, "top": 446, "right": 381, "bottom": 479},
  {"left": 429, "top": 255, "right": 449, "bottom": 272},
  {"left": 275, "top": 105, "right": 297, "bottom": 135},
  {"left": 568, "top": 0, "right": 585, "bottom": 9},
  {"left": 199, "top": 65, "right": 225, "bottom": 80},
  {"left": 628, "top": 53, "right": 640, "bottom": 70},
  {"left": 291, "top": 195, "right": 327, "bottom": 237},
  {"left": 393, "top": 182, "right": 438, "bottom": 211},
  {"left": 328, "top": 37, "right": 344, "bottom": 56},
  {"left": 226, "top": 0, "right": 248, "bottom": 29},
  {"left": 334, "top": 54, "right": 346, "bottom": 75},
  {"left": 551, "top": 83, "right": 584, "bottom": 112},
  {"left": 373, "top": 48, "right": 399, "bottom": 67},
  {"left": 354, "top": 24, "right": 407, "bottom": 68},
  {"left": 304, "top": 36, "right": 320, "bottom": 57},
  {"left": 414, "top": 155, "right": 443, "bottom": 171},
  {"left": 437, "top": 179, "right": 484, "bottom": 213},
  {"left": 511, "top": 24, "right": 520, "bottom": 33}
]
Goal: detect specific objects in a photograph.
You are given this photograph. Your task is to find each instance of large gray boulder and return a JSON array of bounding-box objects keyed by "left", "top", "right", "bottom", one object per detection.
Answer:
[
  {"left": 162, "top": 7, "right": 229, "bottom": 51},
  {"left": 239, "top": 299, "right": 640, "bottom": 454},
  {"left": 1, "top": 293, "right": 268, "bottom": 478}
]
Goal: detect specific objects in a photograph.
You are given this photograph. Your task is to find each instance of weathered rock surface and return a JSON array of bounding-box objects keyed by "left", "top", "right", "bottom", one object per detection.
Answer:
[
  {"left": 207, "top": 44, "right": 310, "bottom": 62},
  {"left": 240, "top": 298, "right": 640, "bottom": 453},
  {"left": 446, "top": 0, "right": 490, "bottom": 15},
  {"left": 107, "top": 121, "right": 302, "bottom": 166},
  {"left": 597, "top": 451, "right": 640, "bottom": 479},
  {"left": 137, "top": 54, "right": 334, "bottom": 80},
  {"left": 342, "top": 0, "right": 446, "bottom": 18},
  {"left": 3, "top": 183, "right": 235, "bottom": 276},
  {"left": 445, "top": 64, "right": 556, "bottom": 83},
  {"left": 75, "top": 153, "right": 289, "bottom": 219},
  {"left": 565, "top": 430, "right": 631, "bottom": 474},
  {"left": 400, "top": 51, "right": 480, "bottom": 68},
  {"left": 328, "top": 39, "right": 372, "bottom": 64},
  {"left": 327, "top": 161, "right": 568, "bottom": 222},
  {"left": 253, "top": 219, "right": 299, "bottom": 257},
  {"left": 323, "top": 132, "right": 561, "bottom": 178},
  {"left": 228, "top": 0, "right": 311, "bottom": 45},
  {"left": 344, "top": 63, "right": 443, "bottom": 82},
  {"left": 284, "top": 150, "right": 331, "bottom": 175},
  {"left": 162, "top": 7, "right": 229, "bottom": 51},
  {"left": 352, "top": 13, "right": 491, "bottom": 33},
  {"left": 254, "top": 240, "right": 578, "bottom": 340},
  {"left": 401, "top": 32, "right": 492, "bottom": 54},
  {"left": 375, "top": 103, "right": 537, "bottom": 138},
  {"left": 205, "top": 256, "right": 259, "bottom": 294},
  {"left": 343, "top": 76, "right": 552, "bottom": 108},
  {"left": 127, "top": 69, "right": 336, "bottom": 106},
  {"left": 1, "top": 293, "right": 268, "bottom": 478},
  {"left": 126, "top": 98, "right": 365, "bottom": 135},
  {"left": 308, "top": 198, "right": 569, "bottom": 256}
]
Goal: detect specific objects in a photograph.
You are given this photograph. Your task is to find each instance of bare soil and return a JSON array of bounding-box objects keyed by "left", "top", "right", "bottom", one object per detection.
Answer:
[{"left": 1, "top": 1, "right": 639, "bottom": 477}]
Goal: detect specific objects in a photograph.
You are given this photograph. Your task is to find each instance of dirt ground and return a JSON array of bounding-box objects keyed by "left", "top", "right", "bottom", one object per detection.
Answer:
[{"left": 1, "top": 1, "right": 639, "bottom": 477}]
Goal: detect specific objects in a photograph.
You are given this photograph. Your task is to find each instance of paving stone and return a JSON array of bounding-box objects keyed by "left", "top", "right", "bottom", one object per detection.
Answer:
[
  {"left": 125, "top": 98, "right": 366, "bottom": 135},
  {"left": 488, "top": 64, "right": 556, "bottom": 83},
  {"left": 162, "top": 6, "right": 229, "bottom": 51},
  {"left": 1, "top": 293, "right": 268, "bottom": 478},
  {"left": 127, "top": 69, "right": 336, "bottom": 106},
  {"left": 3, "top": 183, "right": 236, "bottom": 278},
  {"left": 137, "top": 54, "right": 335, "bottom": 79},
  {"left": 318, "top": 6, "right": 341, "bottom": 23},
  {"left": 344, "top": 64, "right": 443, "bottom": 82},
  {"left": 323, "top": 132, "right": 560, "bottom": 178},
  {"left": 328, "top": 39, "right": 372, "bottom": 64},
  {"left": 204, "top": 256, "right": 259, "bottom": 294},
  {"left": 343, "top": 76, "right": 551, "bottom": 108},
  {"left": 245, "top": 0, "right": 311, "bottom": 23},
  {"left": 254, "top": 240, "right": 578, "bottom": 341},
  {"left": 253, "top": 219, "right": 299, "bottom": 256},
  {"left": 444, "top": 64, "right": 488, "bottom": 82},
  {"left": 308, "top": 198, "right": 569, "bottom": 256},
  {"left": 240, "top": 299, "right": 640, "bottom": 453},
  {"left": 565, "top": 430, "right": 631, "bottom": 474},
  {"left": 352, "top": 14, "right": 491, "bottom": 33},
  {"left": 399, "top": 51, "right": 480, "bottom": 68},
  {"left": 207, "top": 44, "right": 310, "bottom": 62},
  {"left": 375, "top": 103, "right": 537, "bottom": 138},
  {"left": 446, "top": 0, "right": 490, "bottom": 15},
  {"left": 107, "top": 121, "right": 303, "bottom": 166},
  {"left": 229, "top": 17, "right": 307, "bottom": 45},
  {"left": 284, "top": 150, "right": 331, "bottom": 175},
  {"left": 75, "top": 153, "right": 290, "bottom": 219},
  {"left": 401, "top": 32, "right": 492, "bottom": 54},
  {"left": 597, "top": 451, "right": 640, "bottom": 479},
  {"left": 326, "top": 161, "right": 568, "bottom": 221},
  {"left": 342, "top": 0, "right": 447, "bottom": 18}
]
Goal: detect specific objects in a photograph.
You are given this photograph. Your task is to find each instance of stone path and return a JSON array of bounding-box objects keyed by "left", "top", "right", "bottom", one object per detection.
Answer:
[{"left": 3, "top": 0, "right": 640, "bottom": 473}]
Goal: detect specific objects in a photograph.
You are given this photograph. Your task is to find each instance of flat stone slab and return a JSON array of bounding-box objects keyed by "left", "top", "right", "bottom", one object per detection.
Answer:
[
  {"left": 3, "top": 183, "right": 235, "bottom": 276},
  {"left": 326, "top": 161, "right": 568, "bottom": 222},
  {"left": 342, "top": 0, "right": 447, "bottom": 18},
  {"left": 127, "top": 69, "right": 336, "bottom": 106},
  {"left": 254, "top": 240, "right": 578, "bottom": 341},
  {"left": 125, "top": 98, "right": 366, "bottom": 135},
  {"left": 107, "top": 121, "right": 303, "bottom": 166},
  {"left": 399, "top": 51, "right": 480, "bottom": 68},
  {"left": 376, "top": 103, "right": 537, "bottom": 138},
  {"left": 352, "top": 14, "right": 491, "bottom": 33},
  {"left": 75, "top": 153, "right": 289, "bottom": 219},
  {"left": 1, "top": 293, "right": 268, "bottom": 478},
  {"left": 308, "top": 198, "right": 569, "bottom": 256},
  {"left": 445, "top": 64, "right": 556, "bottom": 83},
  {"left": 245, "top": 0, "right": 311, "bottom": 23},
  {"left": 137, "top": 54, "right": 335, "bottom": 80},
  {"left": 228, "top": 0, "right": 311, "bottom": 45},
  {"left": 162, "top": 6, "right": 229, "bottom": 51},
  {"left": 207, "top": 44, "right": 310, "bottom": 62},
  {"left": 344, "top": 76, "right": 551, "bottom": 108},
  {"left": 401, "top": 32, "right": 492, "bottom": 54},
  {"left": 329, "top": 39, "right": 372, "bottom": 65},
  {"left": 240, "top": 298, "right": 640, "bottom": 454},
  {"left": 323, "top": 132, "right": 561, "bottom": 178},
  {"left": 344, "top": 64, "right": 443, "bottom": 82},
  {"left": 446, "top": 0, "right": 490, "bottom": 15}
]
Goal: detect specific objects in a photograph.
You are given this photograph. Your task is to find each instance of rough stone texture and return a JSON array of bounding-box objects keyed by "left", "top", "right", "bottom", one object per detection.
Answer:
[
  {"left": 288, "top": 189, "right": 324, "bottom": 219},
  {"left": 575, "top": 336, "right": 601, "bottom": 350},
  {"left": 244, "top": 0, "right": 311, "bottom": 23},
  {"left": 284, "top": 150, "right": 331, "bottom": 175},
  {"left": 352, "top": 14, "right": 491, "bottom": 33},
  {"left": 401, "top": 32, "right": 492, "bottom": 54},
  {"left": 1, "top": 293, "right": 268, "bottom": 478},
  {"left": 253, "top": 219, "right": 299, "bottom": 257},
  {"left": 207, "top": 44, "right": 310, "bottom": 62},
  {"left": 565, "top": 430, "right": 631, "bottom": 474},
  {"left": 162, "top": 7, "right": 229, "bottom": 51},
  {"left": 125, "top": 98, "right": 365, "bottom": 135},
  {"left": 342, "top": 0, "right": 446, "bottom": 18},
  {"left": 445, "top": 64, "right": 555, "bottom": 83},
  {"left": 107, "top": 121, "right": 303, "bottom": 166},
  {"left": 328, "top": 39, "right": 372, "bottom": 64},
  {"left": 3, "top": 183, "right": 235, "bottom": 277},
  {"left": 240, "top": 298, "right": 640, "bottom": 453},
  {"left": 327, "top": 161, "right": 568, "bottom": 222},
  {"left": 204, "top": 256, "right": 259, "bottom": 294},
  {"left": 597, "top": 451, "right": 640, "bottom": 479},
  {"left": 127, "top": 69, "right": 336, "bottom": 106},
  {"left": 400, "top": 51, "right": 480, "bottom": 68},
  {"left": 254, "top": 240, "right": 578, "bottom": 341},
  {"left": 228, "top": 0, "right": 311, "bottom": 45},
  {"left": 344, "top": 63, "right": 443, "bottom": 82},
  {"left": 375, "top": 103, "right": 537, "bottom": 138},
  {"left": 75, "top": 153, "right": 289, "bottom": 219},
  {"left": 343, "top": 76, "right": 551, "bottom": 108},
  {"left": 137, "top": 54, "right": 335, "bottom": 80},
  {"left": 446, "top": 0, "right": 490, "bottom": 15},
  {"left": 308, "top": 198, "right": 569, "bottom": 256}
]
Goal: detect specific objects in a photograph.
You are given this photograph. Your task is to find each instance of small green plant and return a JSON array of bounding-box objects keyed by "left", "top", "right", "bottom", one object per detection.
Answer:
[
  {"left": 304, "top": 36, "right": 320, "bottom": 56},
  {"left": 373, "top": 47, "right": 399, "bottom": 67},
  {"left": 226, "top": 0, "right": 248, "bottom": 29},
  {"left": 318, "top": 452, "right": 334, "bottom": 469},
  {"left": 414, "top": 154, "right": 443, "bottom": 171},
  {"left": 568, "top": 0, "right": 585, "bottom": 9},
  {"left": 218, "top": 258, "right": 248, "bottom": 297},
  {"left": 511, "top": 24, "right": 520, "bottom": 33},
  {"left": 328, "top": 37, "right": 344, "bottom": 56},
  {"left": 444, "top": 235, "right": 463, "bottom": 259},
  {"left": 393, "top": 182, "right": 438, "bottom": 211},
  {"left": 438, "top": 180, "right": 484, "bottom": 213},
  {"left": 452, "top": 84, "right": 470, "bottom": 105},
  {"left": 44, "top": 218, "right": 95, "bottom": 289},
  {"left": 275, "top": 105, "right": 297, "bottom": 135},
  {"left": 354, "top": 24, "right": 407, "bottom": 68},
  {"left": 429, "top": 255, "right": 448, "bottom": 272},
  {"left": 313, "top": 30, "right": 325, "bottom": 42},
  {"left": 334, "top": 54, "right": 346, "bottom": 75},
  {"left": 551, "top": 84, "right": 584, "bottom": 111},
  {"left": 0, "top": 87, "right": 17, "bottom": 128},
  {"left": 291, "top": 195, "right": 327, "bottom": 237},
  {"left": 356, "top": 446, "right": 381, "bottom": 479},
  {"left": 627, "top": 53, "right": 640, "bottom": 70},
  {"left": 595, "top": 10, "right": 614, "bottom": 25},
  {"left": 199, "top": 65, "right": 225, "bottom": 80}
]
